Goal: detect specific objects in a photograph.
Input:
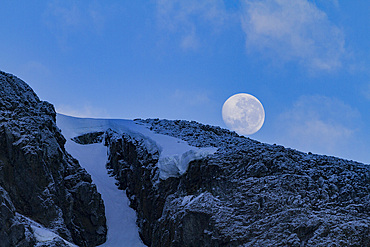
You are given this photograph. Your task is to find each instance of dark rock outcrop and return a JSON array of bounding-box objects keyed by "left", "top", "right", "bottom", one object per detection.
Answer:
[
  {"left": 105, "top": 118, "right": 370, "bottom": 247},
  {"left": 72, "top": 132, "right": 105, "bottom": 145},
  {"left": 0, "top": 187, "right": 35, "bottom": 247},
  {"left": 0, "top": 71, "right": 107, "bottom": 246}
]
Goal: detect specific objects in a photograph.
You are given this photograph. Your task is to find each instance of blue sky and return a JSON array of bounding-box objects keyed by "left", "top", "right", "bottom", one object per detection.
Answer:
[{"left": 1, "top": 0, "right": 369, "bottom": 164}]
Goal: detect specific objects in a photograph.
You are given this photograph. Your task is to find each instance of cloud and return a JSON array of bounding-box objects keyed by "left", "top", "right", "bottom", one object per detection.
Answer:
[
  {"left": 180, "top": 28, "right": 200, "bottom": 50},
  {"left": 156, "top": 0, "right": 229, "bottom": 50},
  {"left": 241, "top": 0, "right": 345, "bottom": 71},
  {"left": 44, "top": 0, "right": 107, "bottom": 47},
  {"left": 275, "top": 95, "right": 361, "bottom": 155},
  {"left": 48, "top": 2, "right": 81, "bottom": 28},
  {"left": 56, "top": 103, "right": 110, "bottom": 118}
]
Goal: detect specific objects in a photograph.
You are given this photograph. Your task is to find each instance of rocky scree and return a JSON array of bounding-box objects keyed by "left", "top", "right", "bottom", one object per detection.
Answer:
[
  {"left": 0, "top": 71, "right": 107, "bottom": 247},
  {"left": 101, "top": 118, "right": 370, "bottom": 247}
]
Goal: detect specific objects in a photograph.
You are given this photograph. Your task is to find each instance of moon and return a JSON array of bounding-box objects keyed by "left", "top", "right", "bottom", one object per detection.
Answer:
[{"left": 222, "top": 93, "right": 265, "bottom": 135}]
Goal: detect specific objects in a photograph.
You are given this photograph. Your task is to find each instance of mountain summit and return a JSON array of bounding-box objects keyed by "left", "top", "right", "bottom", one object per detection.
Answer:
[{"left": 1, "top": 70, "right": 369, "bottom": 246}]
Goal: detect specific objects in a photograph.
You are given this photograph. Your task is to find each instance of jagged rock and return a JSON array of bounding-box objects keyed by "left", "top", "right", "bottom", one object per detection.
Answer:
[
  {"left": 72, "top": 132, "right": 105, "bottom": 145},
  {"left": 0, "top": 186, "right": 36, "bottom": 247},
  {"left": 105, "top": 118, "right": 370, "bottom": 247},
  {"left": 0, "top": 71, "right": 107, "bottom": 246}
]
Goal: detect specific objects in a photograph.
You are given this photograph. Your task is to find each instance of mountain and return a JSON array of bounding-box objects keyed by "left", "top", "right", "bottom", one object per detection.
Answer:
[
  {"left": 0, "top": 71, "right": 106, "bottom": 246},
  {"left": 97, "top": 118, "right": 370, "bottom": 247},
  {"left": 1, "top": 70, "right": 370, "bottom": 246}
]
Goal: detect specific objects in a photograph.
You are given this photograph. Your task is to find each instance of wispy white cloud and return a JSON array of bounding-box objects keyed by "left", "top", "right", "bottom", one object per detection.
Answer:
[
  {"left": 241, "top": 0, "right": 345, "bottom": 71},
  {"left": 44, "top": 0, "right": 107, "bottom": 47},
  {"left": 180, "top": 28, "right": 200, "bottom": 50},
  {"left": 45, "top": 1, "right": 83, "bottom": 31},
  {"left": 275, "top": 95, "right": 361, "bottom": 155},
  {"left": 156, "top": 0, "right": 229, "bottom": 50},
  {"left": 88, "top": 2, "right": 105, "bottom": 32},
  {"left": 156, "top": 0, "right": 346, "bottom": 69}
]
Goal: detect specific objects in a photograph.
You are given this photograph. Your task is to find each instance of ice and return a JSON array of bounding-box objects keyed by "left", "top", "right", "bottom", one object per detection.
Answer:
[
  {"left": 32, "top": 225, "right": 78, "bottom": 247},
  {"left": 57, "top": 114, "right": 218, "bottom": 180},
  {"left": 158, "top": 148, "right": 217, "bottom": 179},
  {"left": 56, "top": 114, "right": 217, "bottom": 246},
  {"left": 57, "top": 115, "right": 146, "bottom": 247}
]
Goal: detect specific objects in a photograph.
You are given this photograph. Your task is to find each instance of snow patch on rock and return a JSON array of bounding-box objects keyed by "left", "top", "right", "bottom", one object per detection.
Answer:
[
  {"left": 32, "top": 225, "right": 77, "bottom": 247},
  {"left": 17, "top": 214, "right": 77, "bottom": 247},
  {"left": 159, "top": 148, "right": 217, "bottom": 179},
  {"left": 56, "top": 114, "right": 217, "bottom": 246},
  {"left": 57, "top": 114, "right": 217, "bottom": 180}
]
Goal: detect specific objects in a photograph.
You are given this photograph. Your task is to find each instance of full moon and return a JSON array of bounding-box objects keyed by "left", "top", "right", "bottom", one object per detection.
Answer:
[{"left": 222, "top": 93, "right": 265, "bottom": 135}]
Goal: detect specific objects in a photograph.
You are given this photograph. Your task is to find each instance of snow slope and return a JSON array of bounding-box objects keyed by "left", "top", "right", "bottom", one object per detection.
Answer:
[
  {"left": 56, "top": 114, "right": 217, "bottom": 246},
  {"left": 30, "top": 219, "right": 78, "bottom": 247},
  {"left": 12, "top": 213, "right": 78, "bottom": 247},
  {"left": 57, "top": 115, "right": 145, "bottom": 247},
  {"left": 57, "top": 114, "right": 217, "bottom": 180}
]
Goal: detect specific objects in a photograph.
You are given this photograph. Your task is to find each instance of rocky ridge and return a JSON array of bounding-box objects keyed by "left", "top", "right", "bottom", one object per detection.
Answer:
[
  {"left": 100, "top": 118, "right": 370, "bottom": 246},
  {"left": 0, "top": 71, "right": 107, "bottom": 247},
  {"left": 1, "top": 69, "right": 369, "bottom": 247}
]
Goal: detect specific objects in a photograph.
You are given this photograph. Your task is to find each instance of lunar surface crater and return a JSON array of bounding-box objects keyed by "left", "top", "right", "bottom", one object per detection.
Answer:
[{"left": 222, "top": 93, "right": 265, "bottom": 135}]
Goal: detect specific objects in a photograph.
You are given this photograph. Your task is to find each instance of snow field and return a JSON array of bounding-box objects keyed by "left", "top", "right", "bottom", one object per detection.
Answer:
[{"left": 57, "top": 115, "right": 146, "bottom": 246}]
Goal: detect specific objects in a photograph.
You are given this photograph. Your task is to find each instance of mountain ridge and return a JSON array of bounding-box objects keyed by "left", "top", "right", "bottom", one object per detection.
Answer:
[
  {"left": 1, "top": 70, "right": 369, "bottom": 246},
  {"left": 104, "top": 117, "right": 370, "bottom": 246}
]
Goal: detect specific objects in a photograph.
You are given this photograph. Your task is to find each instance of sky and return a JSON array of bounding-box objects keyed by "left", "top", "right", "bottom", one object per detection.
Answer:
[{"left": 0, "top": 0, "right": 369, "bottom": 164}]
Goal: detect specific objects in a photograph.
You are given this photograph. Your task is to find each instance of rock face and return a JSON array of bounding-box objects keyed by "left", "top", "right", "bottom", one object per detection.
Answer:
[
  {"left": 105, "top": 119, "right": 370, "bottom": 247},
  {"left": 0, "top": 71, "right": 107, "bottom": 246},
  {"left": 2, "top": 69, "right": 369, "bottom": 247}
]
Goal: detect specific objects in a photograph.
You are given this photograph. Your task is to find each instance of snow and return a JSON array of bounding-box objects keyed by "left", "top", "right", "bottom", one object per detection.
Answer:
[
  {"left": 32, "top": 225, "right": 77, "bottom": 247},
  {"left": 57, "top": 114, "right": 217, "bottom": 180},
  {"left": 56, "top": 114, "right": 217, "bottom": 246},
  {"left": 57, "top": 115, "right": 146, "bottom": 247},
  {"left": 158, "top": 148, "right": 216, "bottom": 179},
  {"left": 16, "top": 213, "right": 77, "bottom": 247},
  {"left": 67, "top": 142, "right": 145, "bottom": 247},
  {"left": 181, "top": 195, "right": 194, "bottom": 206}
]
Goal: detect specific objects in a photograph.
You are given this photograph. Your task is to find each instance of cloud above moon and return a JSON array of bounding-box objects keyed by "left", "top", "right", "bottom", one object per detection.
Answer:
[
  {"left": 155, "top": 0, "right": 229, "bottom": 50},
  {"left": 154, "top": 0, "right": 346, "bottom": 71},
  {"left": 240, "top": 0, "right": 346, "bottom": 71},
  {"left": 222, "top": 93, "right": 265, "bottom": 135}
]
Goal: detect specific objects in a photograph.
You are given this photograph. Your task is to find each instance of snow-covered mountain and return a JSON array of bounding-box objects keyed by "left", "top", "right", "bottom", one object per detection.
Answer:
[
  {"left": 99, "top": 117, "right": 370, "bottom": 246},
  {"left": 56, "top": 114, "right": 216, "bottom": 247},
  {"left": 1, "top": 70, "right": 370, "bottom": 246}
]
